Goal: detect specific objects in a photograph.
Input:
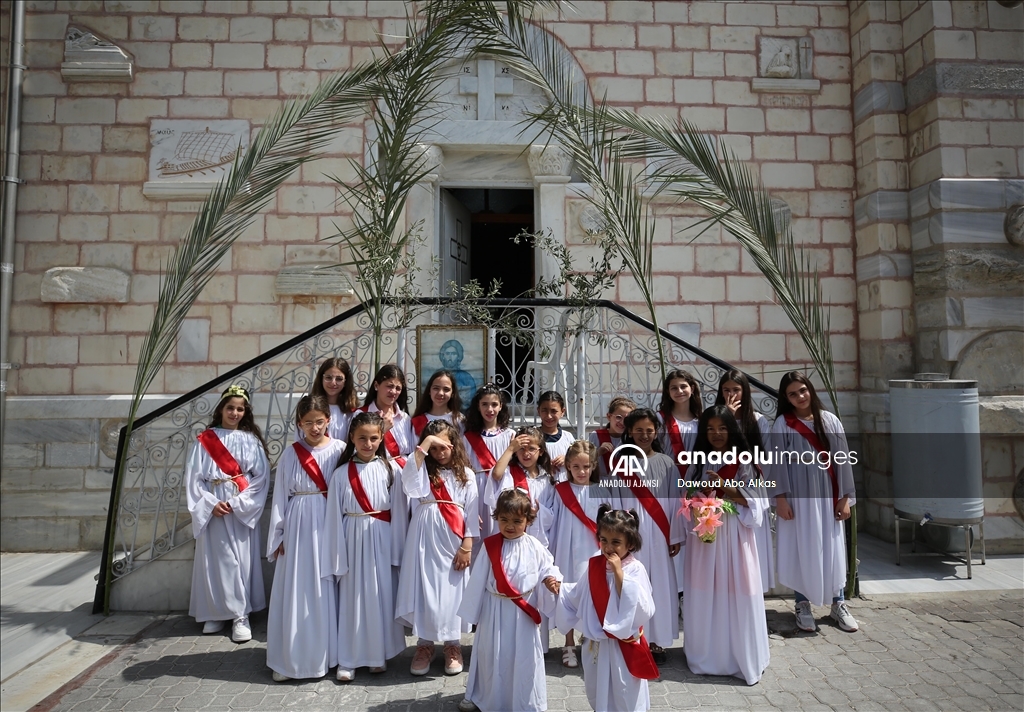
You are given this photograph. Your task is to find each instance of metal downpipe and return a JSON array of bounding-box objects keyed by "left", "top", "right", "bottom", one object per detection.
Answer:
[{"left": 0, "top": 0, "right": 26, "bottom": 466}]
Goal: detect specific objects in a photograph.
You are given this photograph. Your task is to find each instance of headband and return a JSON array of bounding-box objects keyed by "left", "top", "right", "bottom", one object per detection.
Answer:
[{"left": 221, "top": 385, "right": 250, "bottom": 403}]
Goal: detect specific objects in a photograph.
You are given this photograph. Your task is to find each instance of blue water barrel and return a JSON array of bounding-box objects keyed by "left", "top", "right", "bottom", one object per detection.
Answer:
[{"left": 889, "top": 375, "right": 984, "bottom": 523}]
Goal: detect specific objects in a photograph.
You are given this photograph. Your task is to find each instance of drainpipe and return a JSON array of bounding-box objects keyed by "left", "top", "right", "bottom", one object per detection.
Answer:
[{"left": 1, "top": 1, "right": 26, "bottom": 465}]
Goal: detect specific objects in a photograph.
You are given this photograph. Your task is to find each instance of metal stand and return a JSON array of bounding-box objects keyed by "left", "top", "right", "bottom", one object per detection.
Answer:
[{"left": 894, "top": 510, "right": 986, "bottom": 579}]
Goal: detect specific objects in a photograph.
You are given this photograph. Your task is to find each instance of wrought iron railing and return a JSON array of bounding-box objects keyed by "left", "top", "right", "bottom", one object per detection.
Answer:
[{"left": 93, "top": 298, "right": 778, "bottom": 612}]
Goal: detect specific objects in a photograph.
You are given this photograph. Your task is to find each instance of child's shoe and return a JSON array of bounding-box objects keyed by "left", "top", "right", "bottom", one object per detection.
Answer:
[
  {"left": 231, "top": 616, "right": 252, "bottom": 643},
  {"left": 649, "top": 643, "right": 666, "bottom": 664},
  {"left": 794, "top": 601, "right": 816, "bottom": 632},
  {"left": 202, "top": 620, "right": 225, "bottom": 634},
  {"left": 410, "top": 643, "right": 434, "bottom": 675},
  {"left": 561, "top": 645, "right": 578, "bottom": 668},
  {"left": 336, "top": 668, "right": 354, "bottom": 682},
  {"left": 443, "top": 643, "right": 464, "bottom": 674},
  {"left": 369, "top": 664, "right": 386, "bottom": 673},
  {"left": 272, "top": 671, "right": 289, "bottom": 682},
  {"left": 458, "top": 699, "right": 479, "bottom": 712},
  {"left": 830, "top": 601, "right": 859, "bottom": 632}
]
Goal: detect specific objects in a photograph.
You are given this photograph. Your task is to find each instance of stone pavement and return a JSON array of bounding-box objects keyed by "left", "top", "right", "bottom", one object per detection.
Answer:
[{"left": 41, "top": 590, "right": 1023, "bottom": 712}]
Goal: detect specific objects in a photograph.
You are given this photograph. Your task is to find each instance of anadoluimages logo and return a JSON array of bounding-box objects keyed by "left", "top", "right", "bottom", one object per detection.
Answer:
[{"left": 609, "top": 443, "right": 648, "bottom": 478}]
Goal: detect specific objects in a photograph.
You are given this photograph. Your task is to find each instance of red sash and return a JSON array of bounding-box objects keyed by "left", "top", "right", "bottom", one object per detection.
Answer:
[
  {"left": 429, "top": 475, "right": 465, "bottom": 539},
  {"left": 661, "top": 412, "right": 689, "bottom": 479},
  {"left": 784, "top": 414, "right": 839, "bottom": 510},
  {"left": 594, "top": 429, "right": 613, "bottom": 472},
  {"left": 464, "top": 431, "right": 498, "bottom": 472},
  {"left": 484, "top": 534, "right": 541, "bottom": 624},
  {"left": 198, "top": 430, "right": 249, "bottom": 492},
  {"left": 587, "top": 555, "right": 659, "bottom": 680},
  {"left": 411, "top": 413, "right": 428, "bottom": 439},
  {"left": 555, "top": 481, "right": 598, "bottom": 536},
  {"left": 358, "top": 404, "right": 406, "bottom": 467},
  {"left": 291, "top": 442, "right": 328, "bottom": 497},
  {"left": 617, "top": 473, "right": 671, "bottom": 544},
  {"left": 347, "top": 460, "right": 391, "bottom": 521},
  {"left": 509, "top": 463, "right": 529, "bottom": 491}
]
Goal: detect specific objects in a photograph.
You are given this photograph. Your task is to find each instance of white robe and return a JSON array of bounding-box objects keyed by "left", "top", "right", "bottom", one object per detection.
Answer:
[
  {"left": 186, "top": 428, "right": 270, "bottom": 623},
  {"left": 412, "top": 411, "right": 458, "bottom": 440},
  {"left": 588, "top": 429, "right": 622, "bottom": 481},
  {"left": 549, "top": 482, "right": 610, "bottom": 584},
  {"left": 544, "top": 427, "right": 576, "bottom": 481},
  {"left": 657, "top": 413, "right": 697, "bottom": 594},
  {"left": 554, "top": 556, "right": 655, "bottom": 712},
  {"left": 611, "top": 452, "right": 683, "bottom": 647},
  {"left": 459, "top": 535, "right": 561, "bottom": 712},
  {"left": 293, "top": 404, "right": 352, "bottom": 444},
  {"left": 266, "top": 438, "right": 344, "bottom": 679},
  {"left": 485, "top": 466, "right": 555, "bottom": 547},
  {"left": 768, "top": 410, "right": 856, "bottom": 605},
  {"left": 682, "top": 464, "right": 770, "bottom": 685},
  {"left": 464, "top": 428, "right": 514, "bottom": 543},
  {"left": 395, "top": 460, "right": 480, "bottom": 641},
  {"left": 321, "top": 456, "right": 406, "bottom": 669},
  {"left": 753, "top": 412, "right": 775, "bottom": 592}
]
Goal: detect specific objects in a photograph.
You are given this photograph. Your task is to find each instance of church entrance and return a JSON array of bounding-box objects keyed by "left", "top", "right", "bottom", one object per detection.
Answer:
[{"left": 439, "top": 187, "right": 535, "bottom": 398}]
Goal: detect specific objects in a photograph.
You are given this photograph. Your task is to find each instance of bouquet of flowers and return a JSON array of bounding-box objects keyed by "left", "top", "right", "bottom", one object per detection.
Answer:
[{"left": 679, "top": 491, "right": 738, "bottom": 544}]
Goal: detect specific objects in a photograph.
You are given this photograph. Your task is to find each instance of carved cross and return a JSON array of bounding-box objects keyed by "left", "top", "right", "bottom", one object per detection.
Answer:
[{"left": 458, "top": 59, "right": 514, "bottom": 121}]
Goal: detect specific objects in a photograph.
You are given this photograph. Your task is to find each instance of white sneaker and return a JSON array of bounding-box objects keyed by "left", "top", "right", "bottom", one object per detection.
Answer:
[
  {"left": 795, "top": 600, "right": 816, "bottom": 632},
  {"left": 231, "top": 616, "right": 252, "bottom": 643},
  {"left": 336, "top": 667, "right": 354, "bottom": 682},
  {"left": 272, "top": 671, "right": 289, "bottom": 682},
  {"left": 830, "top": 601, "right": 859, "bottom": 632},
  {"left": 202, "top": 620, "right": 225, "bottom": 634}
]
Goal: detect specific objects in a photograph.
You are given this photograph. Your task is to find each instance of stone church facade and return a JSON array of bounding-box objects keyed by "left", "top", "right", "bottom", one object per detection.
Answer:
[{"left": 2, "top": 1, "right": 1022, "bottom": 552}]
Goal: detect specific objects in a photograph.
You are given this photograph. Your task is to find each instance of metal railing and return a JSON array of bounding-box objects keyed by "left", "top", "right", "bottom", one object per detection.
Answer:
[{"left": 93, "top": 298, "right": 778, "bottom": 612}]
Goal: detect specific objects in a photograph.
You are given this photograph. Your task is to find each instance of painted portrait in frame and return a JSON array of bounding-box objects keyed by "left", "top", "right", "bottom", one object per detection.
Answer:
[{"left": 416, "top": 325, "right": 487, "bottom": 411}]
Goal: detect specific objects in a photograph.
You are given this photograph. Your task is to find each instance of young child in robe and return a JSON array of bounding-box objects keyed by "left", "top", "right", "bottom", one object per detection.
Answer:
[
  {"left": 462, "top": 384, "right": 514, "bottom": 544},
  {"left": 681, "top": 405, "right": 770, "bottom": 685},
  {"left": 267, "top": 395, "right": 345, "bottom": 681},
  {"left": 186, "top": 385, "right": 270, "bottom": 644},
  {"left": 395, "top": 420, "right": 479, "bottom": 677},
  {"left": 549, "top": 440, "right": 607, "bottom": 668},
  {"left": 770, "top": 371, "right": 858, "bottom": 633},
  {"left": 490, "top": 426, "right": 556, "bottom": 547},
  {"left": 410, "top": 369, "right": 464, "bottom": 440},
  {"left": 357, "top": 364, "right": 415, "bottom": 462},
  {"left": 715, "top": 369, "right": 775, "bottom": 593},
  {"left": 538, "top": 390, "right": 576, "bottom": 481},
  {"left": 555, "top": 507, "right": 658, "bottom": 712},
  {"left": 589, "top": 397, "right": 637, "bottom": 480},
  {"left": 617, "top": 409, "right": 684, "bottom": 664},
  {"left": 297, "top": 357, "right": 358, "bottom": 443},
  {"left": 457, "top": 489, "right": 563, "bottom": 712},
  {"left": 321, "top": 411, "right": 405, "bottom": 681}
]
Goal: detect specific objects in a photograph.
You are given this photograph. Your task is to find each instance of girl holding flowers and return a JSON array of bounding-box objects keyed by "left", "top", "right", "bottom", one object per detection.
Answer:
[{"left": 680, "top": 405, "right": 769, "bottom": 685}]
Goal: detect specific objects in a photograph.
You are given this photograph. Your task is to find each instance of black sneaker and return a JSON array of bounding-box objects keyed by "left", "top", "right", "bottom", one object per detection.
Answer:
[{"left": 649, "top": 644, "right": 667, "bottom": 664}]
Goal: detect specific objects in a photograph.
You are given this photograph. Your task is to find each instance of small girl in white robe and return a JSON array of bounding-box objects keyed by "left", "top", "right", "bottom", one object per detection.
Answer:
[
  {"left": 293, "top": 357, "right": 358, "bottom": 443},
  {"left": 410, "top": 369, "right": 465, "bottom": 440},
  {"left": 267, "top": 395, "right": 344, "bottom": 681},
  {"left": 489, "top": 426, "right": 556, "bottom": 547},
  {"left": 458, "top": 489, "right": 563, "bottom": 712},
  {"left": 186, "top": 385, "right": 270, "bottom": 643},
  {"left": 357, "top": 364, "right": 416, "bottom": 462},
  {"left": 463, "top": 384, "right": 514, "bottom": 545},
  {"left": 680, "top": 405, "right": 770, "bottom": 685},
  {"left": 589, "top": 396, "right": 637, "bottom": 480},
  {"left": 321, "top": 411, "right": 406, "bottom": 681},
  {"left": 555, "top": 506, "right": 658, "bottom": 712},
  {"left": 549, "top": 440, "right": 608, "bottom": 668},
  {"left": 395, "top": 419, "right": 480, "bottom": 677},
  {"left": 538, "top": 390, "right": 575, "bottom": 480}
]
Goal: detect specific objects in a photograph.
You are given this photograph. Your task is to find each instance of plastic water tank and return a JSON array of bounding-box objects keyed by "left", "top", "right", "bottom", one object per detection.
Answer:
[{"left": 889, "top": 374, "right": 984, "bottom": 522}]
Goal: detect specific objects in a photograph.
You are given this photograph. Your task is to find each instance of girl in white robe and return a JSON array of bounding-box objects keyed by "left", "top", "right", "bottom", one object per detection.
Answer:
[
  {"left": 549, "top": 440, "right": 610, "bottom": 668},
  {"left": 267, "top": 395, "right": 344, "bottom": 681},
  {"left": 681, "top": 405, "right": 770, "bottom": 685},
  {"left": 538, "top": 390, "right": 575, "bottom": 481},
  {"left": 357, "top": 364, "right": 416, "bottom": 462},
  {"left": 293, "top": 357, "right": 358, "bottom": 443},
  {"left": 657, "top": 369, "right": 702, "bottom": 598},
  {"left": 555, "top": 507, "right": 657, "bottom": 712},
  {"left": 616, "top": 409, "right": 685, "bottom": 661},
  {"left": 715, "top": 369, "right": 776, "bottom": 592},
  {"left": 186, "top": 385, "right": 270, "bottom": 641},
  {"left": 589, "top": 396, "right": 637, "bottom": 480},
  {"left": 395, "top": 420, "right": 480, "bottom": 676},
  {"left": 321, "top": 411, "right": 406, "bottom": 681},
  {"left": 769, "top": 372, "right": 858, "bottom": 632},
  {"left": 459, "top": 488, "right": 563, "bottom": 712},
  {"left": 463, "top": 384, "right": 514, "bottom": 546},
  {"left": 410, "top": 369, "right": 465, "bottom": 441}
]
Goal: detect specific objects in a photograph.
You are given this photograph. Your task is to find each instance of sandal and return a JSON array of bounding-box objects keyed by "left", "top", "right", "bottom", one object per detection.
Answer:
[{"left": 561, "top": 645, "right": 578, "bottom": 668}]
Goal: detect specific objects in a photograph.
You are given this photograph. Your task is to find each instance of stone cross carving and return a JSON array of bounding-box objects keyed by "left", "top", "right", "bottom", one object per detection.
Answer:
[{"left": 459, "top": 59, "right": 514, "bottom": 121}]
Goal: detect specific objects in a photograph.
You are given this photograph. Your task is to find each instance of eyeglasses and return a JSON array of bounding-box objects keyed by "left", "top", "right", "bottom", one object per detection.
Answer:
[
  {"left": 323, "top": 376, "right": 345, "bottom": 383},
  {"left": 301, "top": 419, "right": 329, "bottom": 428},
  {"left": 520, "top": 446, "right": 541, "bottom": 454}
]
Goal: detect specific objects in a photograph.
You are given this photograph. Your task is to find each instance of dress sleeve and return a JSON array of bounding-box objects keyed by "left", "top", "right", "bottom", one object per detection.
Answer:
[
  {"left": 554, "top": 579, "right": 583, "bottom": 635},
  {"left": 401, "top": 456, "right": 431, "bottom": 499},
  {"left": 185, "top": 440, "right": 218, "bottom": 539},
  {"left": 321, "top": 465, "right": 349, "bottom": 578},
  {"left": 767, "top": 418, "right": 791, "bottom": 498},
  {"left": 828, "top": 412, "right": 857, "bottom": 504},
  {"left": 227, "top": 435, "right": 270, "bottom": 529},
  {"left": 266, "top": 449, "right": 292, "bottom": 560},
  {"left": 603, "top": 565, "right": 655, "bottom": 640},
  {"left": 534, "top": 541, "right": 562, "bottom": 618},
  {"left": 390, "top": 463, "right": 410, "bottom": 566},
  {"left": 461, "top": 468, "right": 480, "bottom": 539},
  {"left": 456, "top": 552, "right": 490, "bottom": 625},
  {"left": 735, "top": 463, "right": 766, "bottom": 529}
]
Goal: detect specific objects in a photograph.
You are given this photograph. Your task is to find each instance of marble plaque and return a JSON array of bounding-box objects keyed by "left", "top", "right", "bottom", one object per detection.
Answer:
[{"left": 143, "top": 120, "right": 250, "bottom": 200}]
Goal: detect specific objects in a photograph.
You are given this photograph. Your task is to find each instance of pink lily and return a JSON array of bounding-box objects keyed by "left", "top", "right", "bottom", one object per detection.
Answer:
[
  {"left": 694, "top": 510, "right": 722, "bottom": 538},
  {"left": 678, "top": 495, "right": 694, "bottom": 521}
]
